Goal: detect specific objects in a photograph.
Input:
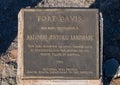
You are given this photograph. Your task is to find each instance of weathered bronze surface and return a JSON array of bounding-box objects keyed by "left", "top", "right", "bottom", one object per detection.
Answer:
[{"left": 22, "top": 9, "right": 99, "bottom": 79}]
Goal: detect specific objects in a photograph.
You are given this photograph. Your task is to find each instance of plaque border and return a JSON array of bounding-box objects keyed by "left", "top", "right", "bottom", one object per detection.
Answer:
[{"left": 19, "top": 8, "right": 99, "bottom": 79}]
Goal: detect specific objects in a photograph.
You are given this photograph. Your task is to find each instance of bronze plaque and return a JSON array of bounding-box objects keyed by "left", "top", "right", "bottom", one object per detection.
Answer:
[{"left": 21, "top": 9, "right": 99, "bottom": 79}]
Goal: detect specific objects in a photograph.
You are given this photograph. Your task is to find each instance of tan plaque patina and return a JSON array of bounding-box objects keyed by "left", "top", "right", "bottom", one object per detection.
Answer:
[{"left": 19, "top": 9, "right": 99, "bottom": 80}]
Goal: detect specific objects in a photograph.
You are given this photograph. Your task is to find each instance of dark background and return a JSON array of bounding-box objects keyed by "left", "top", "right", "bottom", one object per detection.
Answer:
[{"left": 0, "top": 0, "right": 120, "bottom": 85}]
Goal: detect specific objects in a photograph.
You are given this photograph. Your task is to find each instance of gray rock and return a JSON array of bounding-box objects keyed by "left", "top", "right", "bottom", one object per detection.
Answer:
[
  {"left": 1, "top": 81, "right": 9, "bottom": 85},
  {"left": 103, "top": 58, "right": 119, "bottom": 78},
  {"left": 37, "top": 0, "right": 95, "bottom": 7},
  {"left": 2, "top": 64, "right": 16, "bottom": 78},
  {"left": 114, "top": 66, "right": 120, "bottom": 78}
]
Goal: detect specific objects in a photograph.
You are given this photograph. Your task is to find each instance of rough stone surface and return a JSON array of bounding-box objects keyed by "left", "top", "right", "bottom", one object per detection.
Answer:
[
  {"left": 0, "top": 0, "right": 43, "bottom": 85},
  {"left": 1, "top": 81, "right": 9, "bottom": 85},
  {"left": 0, "top": 0, "right": 120, "bottom": 85},
  {"left": 110, "top": 79, "right": 120, "bottom": 85},
  {"left": 37, "top": 0, "right": 95, "bottom": 7},
  {"left": 115, "top": 66, "right": 120, "bottom": 78},
  {"left": 17, "top": 0, "right": 102, "bottom": 85},
  {"left": 9, "top": 49, "right": 17, "bottom": 61}
]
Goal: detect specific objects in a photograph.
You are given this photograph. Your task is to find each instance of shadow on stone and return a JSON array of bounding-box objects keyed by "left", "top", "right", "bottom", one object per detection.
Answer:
[
  {"left": 0, "top": 0, "right": 42, "bottom": 55},
  {"left": 90, "top": 0, "right": 120, "bottom": 85}
]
